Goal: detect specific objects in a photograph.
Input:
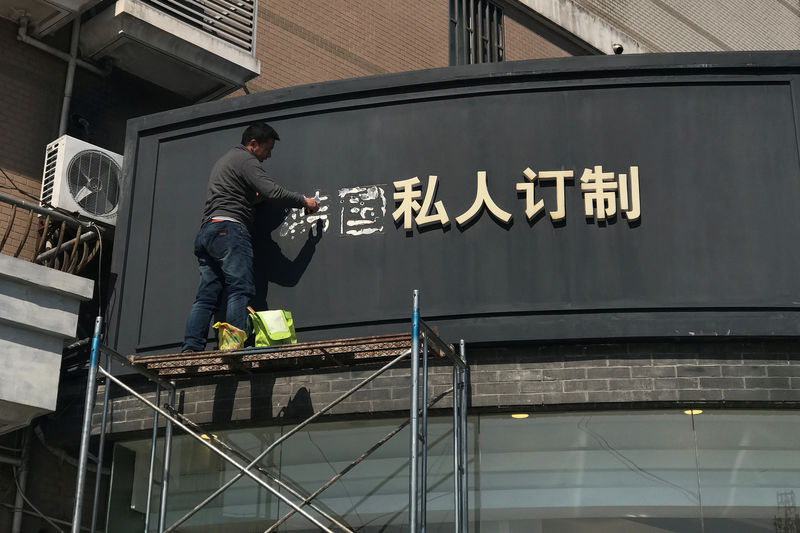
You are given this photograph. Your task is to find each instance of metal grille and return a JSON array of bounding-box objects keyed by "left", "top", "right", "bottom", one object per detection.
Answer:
[
  {"left": 40, "top": 142, "right": 60, "bottom": 207},
  {"left": 450, "top": 0, "right": 505, "bottom": 65},
  {"left": 67, "top": 151, "right": 121, "bottom": 217},
  {"left": 143, "top": 0, "right": 257, "bottom": 53}
]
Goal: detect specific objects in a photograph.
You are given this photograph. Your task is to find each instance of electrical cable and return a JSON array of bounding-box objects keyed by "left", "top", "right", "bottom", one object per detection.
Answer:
[
  {"left": 31, "top": 425, "right": 109, "bottom": 476},
  {"left": 0, "top": 503, "right": 102, "bottom": 533},
  {"left": 306, "top": 431, "right": 365, "bottom": 528},
  {"left": 0, "top": 166, "right": 41, "bottom": 203},
  {"left": 0, "top": 164, "right": 102, "bottom": 223},
  {"left": 690, "top": 411, "right": 706, "bottom": 533},
  {"left": 11, "top": 465, "right": 64, "bottom": 533},
  {"left": 577, "top": 415, "right": 698, "bottom": 503}
]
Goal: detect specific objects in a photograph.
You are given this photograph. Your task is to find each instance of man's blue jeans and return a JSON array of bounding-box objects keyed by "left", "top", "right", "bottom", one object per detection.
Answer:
[{"left": 182, "top": 220, "right": 254, "bottom": 351}]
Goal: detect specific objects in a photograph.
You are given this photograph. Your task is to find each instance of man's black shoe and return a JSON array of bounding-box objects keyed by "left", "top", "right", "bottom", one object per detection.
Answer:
[{"left": 181, "top": 347, "right": 199, "bottom": 353}]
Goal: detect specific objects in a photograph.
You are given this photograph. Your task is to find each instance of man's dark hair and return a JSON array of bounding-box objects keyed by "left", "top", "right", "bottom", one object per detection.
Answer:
[{"left": 241, "top": 122, "right": 280, "bottom": 146}]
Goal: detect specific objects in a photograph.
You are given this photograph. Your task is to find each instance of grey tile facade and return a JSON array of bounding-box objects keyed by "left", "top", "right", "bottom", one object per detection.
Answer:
[{"left": 93, "top": 339, "right": 800, "bottom": 436}]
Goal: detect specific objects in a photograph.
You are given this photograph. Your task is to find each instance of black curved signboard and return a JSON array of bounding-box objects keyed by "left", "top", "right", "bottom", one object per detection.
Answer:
[{"left": 109, "top": 52, "right": 800, "bottom": 356}]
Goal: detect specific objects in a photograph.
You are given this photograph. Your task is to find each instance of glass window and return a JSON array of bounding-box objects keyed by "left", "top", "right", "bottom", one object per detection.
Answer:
[
  {"left": 108, "top": 410, "right": 800, "bottom": 532},
  {"left": 474, "top": 410, "right": 800, "bottom": 532},
  {"left": 450, "top": 0, "right": 505, "bottom": 65}
]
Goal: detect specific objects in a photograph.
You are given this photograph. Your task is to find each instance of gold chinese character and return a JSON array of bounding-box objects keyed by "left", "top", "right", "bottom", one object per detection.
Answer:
[
  {"left": 456, "top": 171, "right": 512, "bottom": 227},
  {"left": 515, "top": 168, "right": 544, "bottom": 221},
  {"left": 415, "top": 175, "right": 449, "bottom": 228},
  {"left": 538, "top": 170, "right": 574, "bottom": 221},
  {"left": 618, "top": 166, "right": 641, "bottom": 221},
  {"left": 580, "top": 165, "right": 617, "bottom": 220},
  {"left": 392, "top": 175, "right": 449, "bottom": 230},
  {"left": 392, "top": 177, "right": 422, "bottom": 230}
]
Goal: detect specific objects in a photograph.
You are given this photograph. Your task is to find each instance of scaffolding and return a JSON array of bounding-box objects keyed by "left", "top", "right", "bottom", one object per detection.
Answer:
[{"left": 70, "top": 290, "right": 469, "bottom": 533}]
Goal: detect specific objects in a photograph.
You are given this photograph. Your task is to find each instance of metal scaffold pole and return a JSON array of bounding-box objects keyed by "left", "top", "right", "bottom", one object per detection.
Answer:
[
  {"left": 453, "top": 347, "right": 461, "bottom": 531},
  {"left": 97, "top": 366, "right": 340, "bottom": 533},
  {"left": 409, "top": 289, "right": 420, "bottom": 533},
  {"left": 73, "top": 290, "right": 467, "bottom": 533},
  {"left": 71, "top": 315, "right": 102, "bottom": 533},
  {"left": 144, "top": 384, "right": 161, "bottom": 533},
  {"left": 453, "top": 338, "right": 469, "bottom": 533},
  {"left": 459, "top": 339, "right": 469, "bottom": 533},
  {"left": 421, "top": 330, "right": 429, "bottom": 533},
  {"left": 157, "top": 386, "right": 177, "bottom": 533},
  {"left": 89, "top": 353, "right": 111, "bottom": 533},
  {"left": 163, "top": 349, "right": 412, "bottom": 533}
]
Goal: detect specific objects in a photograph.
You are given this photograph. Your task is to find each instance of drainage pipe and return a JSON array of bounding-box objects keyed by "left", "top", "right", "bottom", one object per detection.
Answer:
[
  {"left": 16, "top": 16, "right": 108, "bottom": 136},
  {"left": 17, "top": 17, "right": 106, "bottom": 77},
  {"left": 59, "top": 17, "right": 81, "bottom": 136},
  {"left": 11, "top": 426, "right": 32, "bottom": 533}
]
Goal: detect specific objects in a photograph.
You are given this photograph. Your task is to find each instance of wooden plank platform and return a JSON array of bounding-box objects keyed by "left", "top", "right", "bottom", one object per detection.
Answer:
[{"left": 128, "top": 334, "right": 413, "bottom": 379}]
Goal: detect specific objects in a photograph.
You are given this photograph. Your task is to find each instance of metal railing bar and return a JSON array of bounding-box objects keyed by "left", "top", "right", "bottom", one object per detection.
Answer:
[
  {"left": 48, "top": 220, "right": 67, "bottom": 269},
  {"left": 200, "top": 20, "right": 252, "bottom": 44},
  {"left": 245, "top": 0, "right": 256, "bottom": 51},
  {"left": 162, "top": 0, "right": 254, "bottom": 35},
  {"left": 419, "top": 320, "right": 462, "bottom": 368},
  {"left": 203, "top": 12, "right": 253, "bottom": 36},
  {"left": 191, "top": 0, "right": 254, "bottom": 20},
  {"left": 97, "top": 366, "right": 337, "bottom": 533},
  {"left": 12, "top": 209, "right": 34, "bottom": 258},
  {"left": 34, "top": 214, "right": 50, "bottom": 257},
  {"left": 265, "top": 386, "right": 454, "bottom": 533},
  {"left": 75, "top": 239, "right": 101, "bottom": 273},
  {"left": 203, "top": 0, "right": 254, "bottom": 16},
  {"left": 64, "top": 224, "right": 81, "bottom": 271},
  {"left": 195, "top": 0, "right": 254, "bottom": 27},
  {"left": 0, "top": 191, "right": 103, "bottom": 231},
  {"left": 99, "top": 346, "right": 176, "bottom": 391},
  {"left": 0, "top": 204, "right": 16, "bottom": 251},
  {"left": 145, "top": 0, "right": 253, "bottom": 49},
  {"left": 144, "top": 0, "right": 253, "bottom": 40},
  {"left": 168, "top": 411, "right": 354, "bottom": 533},
  {"left": 143, "top": 384, "right": 161, "bottom": 533},
  {"left": 164, "top": 348, "right": 412, "bottom": 533}
]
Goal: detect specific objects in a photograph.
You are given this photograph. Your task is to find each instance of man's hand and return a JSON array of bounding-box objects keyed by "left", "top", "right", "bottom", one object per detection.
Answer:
[{"left": 304, "top": 197, "right": 320, "bottom": 214}]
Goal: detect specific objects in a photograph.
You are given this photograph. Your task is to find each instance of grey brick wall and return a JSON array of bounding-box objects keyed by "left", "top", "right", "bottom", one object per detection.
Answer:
[{"left": 95, "top": 339, "right": 800, "bottom": 436}]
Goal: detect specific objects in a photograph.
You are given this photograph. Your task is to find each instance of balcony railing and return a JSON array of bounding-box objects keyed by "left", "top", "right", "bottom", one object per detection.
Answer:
[
  {"left": 143, "top": 0, "right": 257, "bottom": 53},
  {"left": 0, "top": 192, "right": 103, "bottom": 276}
]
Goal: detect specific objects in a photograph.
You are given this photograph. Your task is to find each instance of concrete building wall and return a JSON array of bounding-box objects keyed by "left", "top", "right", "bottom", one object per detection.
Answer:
[
  {"left": 0, "top": 18, "right": 190, "bottom": 264},
  {"left": 67, "top": 69, "right": 190, "bottom": 155},
  {"left": 0, "top": 19, "right": 63, "bottom": 262},
  {"left": 572, "top": 0, "right": 800, "bottom": 52}
]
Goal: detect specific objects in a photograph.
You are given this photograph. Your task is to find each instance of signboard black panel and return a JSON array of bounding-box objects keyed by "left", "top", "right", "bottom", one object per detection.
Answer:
[{"left": 109, "top": 52, "right": 800, "bottom": 355}]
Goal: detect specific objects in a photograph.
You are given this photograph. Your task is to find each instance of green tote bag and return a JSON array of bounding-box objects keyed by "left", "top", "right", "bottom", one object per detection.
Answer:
[{"left": 247, "top": 307, "right": 297, "bottom": 346}]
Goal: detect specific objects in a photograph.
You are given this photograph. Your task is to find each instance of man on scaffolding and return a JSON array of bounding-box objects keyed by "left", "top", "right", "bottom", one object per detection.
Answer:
[{"left": 181, "top": 122, "right": 319, "bottom": 352}]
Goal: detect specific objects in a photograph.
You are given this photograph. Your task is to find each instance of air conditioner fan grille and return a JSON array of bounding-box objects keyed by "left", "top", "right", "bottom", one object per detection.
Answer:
[{"left": 67, "top": 150, "right": 121, "bottom": 217}]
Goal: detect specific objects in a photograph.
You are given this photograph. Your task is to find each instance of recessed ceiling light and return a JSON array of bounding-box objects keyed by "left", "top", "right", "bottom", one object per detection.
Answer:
[
  {"left": 511, "top": 413, "right": 529, "bottom": 419},
  {"left": 683, "top": 409, "right": 703, "bottom": 415}
]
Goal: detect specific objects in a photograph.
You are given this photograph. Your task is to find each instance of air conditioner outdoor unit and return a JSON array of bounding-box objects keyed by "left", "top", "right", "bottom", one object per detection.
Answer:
[{"left": 40, "top": 135, "right": 124, "bottom": 226}]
